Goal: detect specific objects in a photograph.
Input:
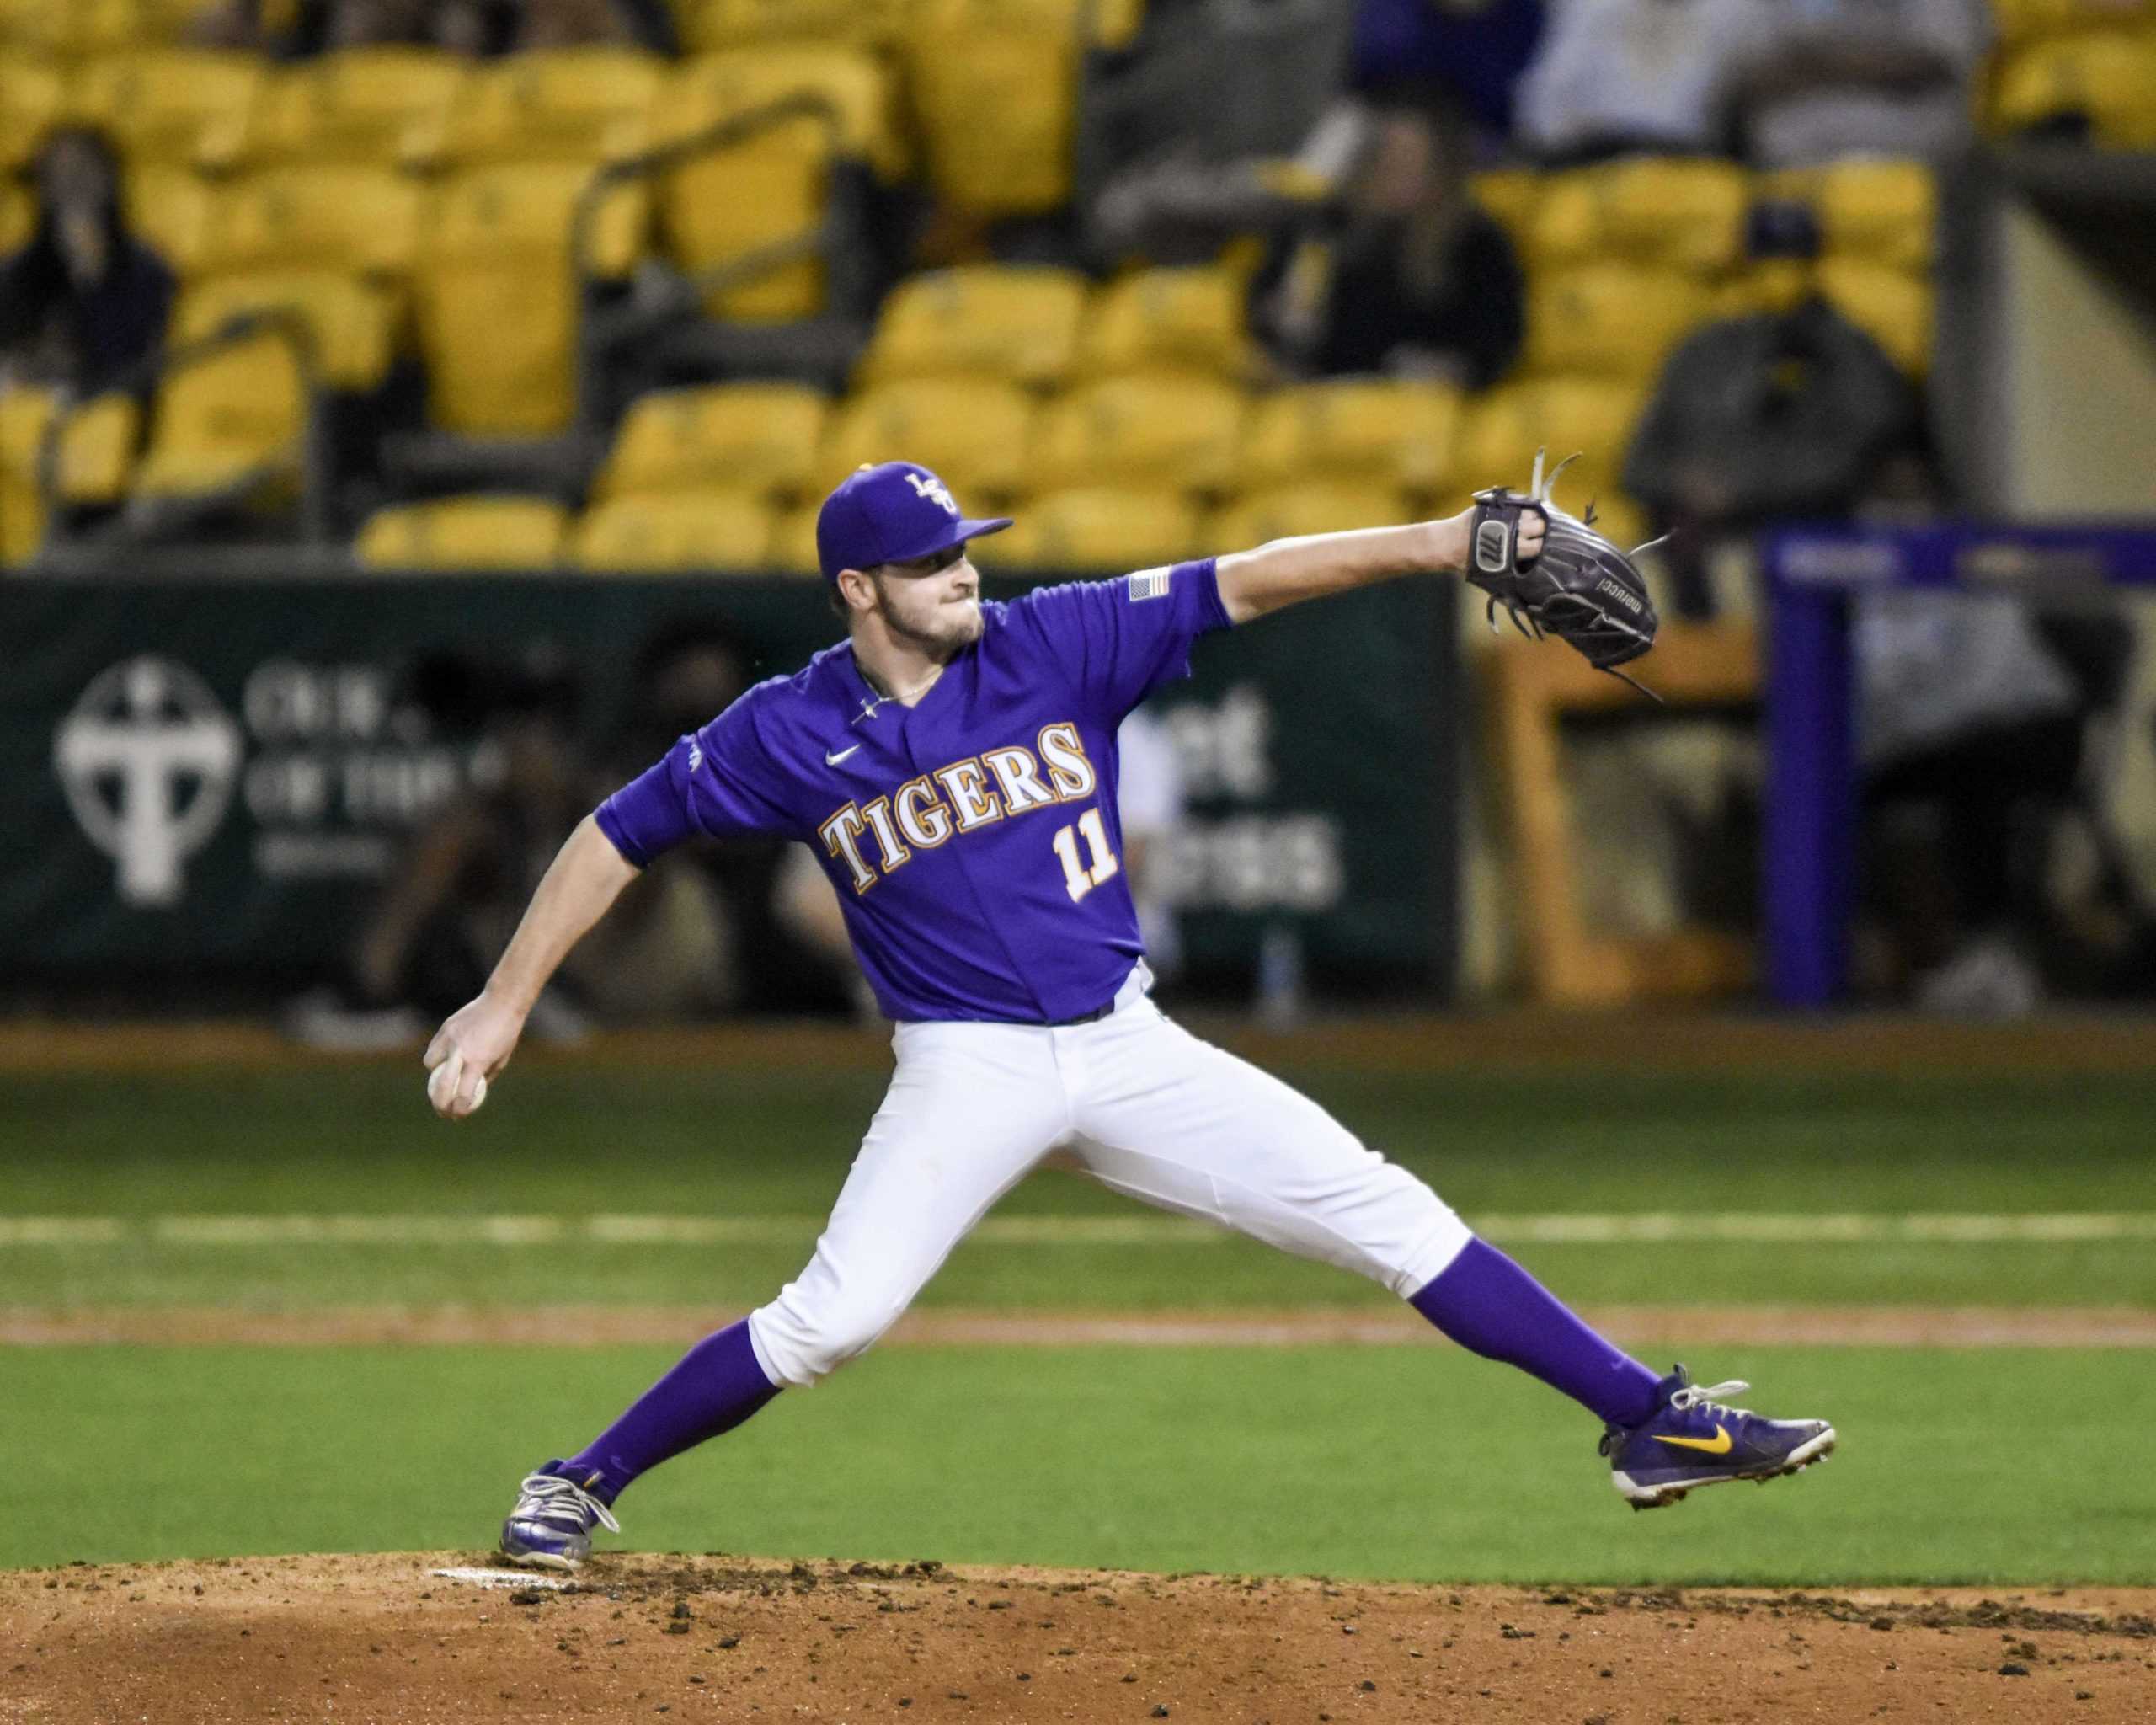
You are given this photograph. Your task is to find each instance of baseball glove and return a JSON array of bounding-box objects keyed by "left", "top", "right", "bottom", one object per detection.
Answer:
[{"left": 1468, "top": 451, "right": 1664, "bottom": 701}]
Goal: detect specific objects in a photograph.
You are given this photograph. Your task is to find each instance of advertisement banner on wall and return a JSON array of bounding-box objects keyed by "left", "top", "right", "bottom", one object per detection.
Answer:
[{"left": 1, "top": 572, "right": 1457, "bottom": 1000}]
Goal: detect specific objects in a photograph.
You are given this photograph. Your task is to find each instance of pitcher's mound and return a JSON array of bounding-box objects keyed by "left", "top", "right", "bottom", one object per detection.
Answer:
[{"left": 6, "top": 1551, "right": 2152, "bottom": 1722}]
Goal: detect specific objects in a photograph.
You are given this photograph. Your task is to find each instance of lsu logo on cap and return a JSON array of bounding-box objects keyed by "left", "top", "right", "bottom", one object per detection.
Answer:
[{"left": 906, "top": 473, "right": 960, "bottom": 516}]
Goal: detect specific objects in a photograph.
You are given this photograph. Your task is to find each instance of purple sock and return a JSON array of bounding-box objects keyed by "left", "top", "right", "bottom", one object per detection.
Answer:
[
  {"left": 1409, "top": 1238, "right": 1662, "bottom": 1427},
  {"left": 566, "top": 1319, "right": 781, "bottom": 1502}
]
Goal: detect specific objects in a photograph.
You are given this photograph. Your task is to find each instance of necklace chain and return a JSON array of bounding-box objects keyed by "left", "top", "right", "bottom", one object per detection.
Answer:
[{"left": 856, "top": 661, "right": 944, "bottom": 720}]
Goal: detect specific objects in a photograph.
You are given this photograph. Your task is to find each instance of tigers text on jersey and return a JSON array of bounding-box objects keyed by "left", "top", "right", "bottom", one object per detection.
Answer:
[{"left": 595, "top": 558, "right": 1230, "bottom": 1023}]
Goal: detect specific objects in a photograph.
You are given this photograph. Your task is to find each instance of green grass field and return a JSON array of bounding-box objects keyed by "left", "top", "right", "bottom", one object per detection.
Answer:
[{"left": 6, "top": 1059, "right": 2155, "bottom": 1582}]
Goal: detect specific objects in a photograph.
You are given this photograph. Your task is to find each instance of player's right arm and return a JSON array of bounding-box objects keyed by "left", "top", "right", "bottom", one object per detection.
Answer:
[
  {"left": 423, "top": 815, "right": 638, "bottom": 1117},
  {"left": 424, "top": 686, "right": 800, "bottom": 1118}
]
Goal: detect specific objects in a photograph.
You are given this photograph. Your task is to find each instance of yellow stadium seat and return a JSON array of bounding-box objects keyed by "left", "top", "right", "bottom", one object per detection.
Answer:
[
  {"left": 856, "top": 266, "right": 1090, "bottom": 389},
  {"left": 906, "top": 0, "right": 1081, "bottom": 216},
  {"left": 1456, "top": 377, "right": 1648, "bottom": 509},
  {"left": 1591, "top": 156, "right": 1750, "bottom": 276},
  {"left": 1990, "top": 31, "right": 2156, "bottom": 148},
  {"left": 1522, "top": 168, "right": 1601, "bottom": 272},
  {"left": 1524, "top": 266, "right": 1715, "bottom": 382},
  {"left": 597, "top": 383, "right": 829, "bottom": 500},
  {"left": 414, "top": 165, "right": 647, "bottom": 437},
  {"left": 1209, "top": 483, "right": 1410, "bottom": 550},
  {"left": 0, "top": 0, "right": 136, "bottom": 58},
  {"left": 0, "top": 180, "right": 29, "bottom": 254},
  {"left": 0, "top": 56, "right": 67, "bottom": 172},
  {"left": 1813, "top": 159, "right": 1935, "bottom": 271},
  {"left": 1769, "top": 160, "right": 1935, "bottom": 272},
  {"left": 246, "top": 49, "right": 468, "bottom": 168},
  {"left": 664, "top": 48, "right": 901, "bottom": 174},
  {"left": 356, "top": 496, "right": 572, "bottom": 570},
  {"left": 0, "top": 387, "right": 138, "bottom": 562},
  {"left": 437, "top": 48, "right": 664, "bottom": 168},
  {"left": 766, "top": 501, "right": 823, "bottom": 574},
  {"left": 1991, "top": 0, "right": 2153, "bottom": 45},
  {"left": 658, "top": 48, "right": 899, "bottom": 323},
  {"left": 1078, "top": 266, "right": 1253, "bottom": 379},
  {"left": 136, "top": 273, "right": 397, "bottom": 499},
  {"left": 1030, "top": 375, "right": 1246, "bottom": 494},
  {"left": 133, "top": 336, "right": 307, "bottom": 499},
  {"left": 818, "top": 378, "right": 1038, "bottom": 501},
  {"left": 1528, "top": 160, "right": 1749, "bottom": 277},
  {"left": 201, "top": 168, "right": 426, "bottom": 283},
  {"left": 1817, "top": 260, "right": 1932, "bottom": 376},
  {"left": 681, "top": 0, "right": 911, "bottom": 50},
  {"left": 126, "top": 167, "right": 217, "bottom": 277},
  {"left": 573, "top": 491, "right": 776, "bottom": 570},
  {"left": 1470, "top": 168, "right": 1541, "bottom": 248},
  {"left": 993, "top": 487, "right": 1203, "bottom": 571},
  {"left": 1239, "top": 381, "right": 1464, "bottom": 495},
  {"left": 70, "top": 50, "right": 262, "bottom": 170},
  {"left": 175, "top": 270, "right": 399, "bottom": 391}
]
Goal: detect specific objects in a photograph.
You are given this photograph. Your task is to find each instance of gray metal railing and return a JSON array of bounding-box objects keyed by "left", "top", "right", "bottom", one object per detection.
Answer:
[
  {"left": 36, "top": 304, "right": 333, "bottom": 558},
  {"left": 568, "top": 91, "right": 863, "bottom": 426}
]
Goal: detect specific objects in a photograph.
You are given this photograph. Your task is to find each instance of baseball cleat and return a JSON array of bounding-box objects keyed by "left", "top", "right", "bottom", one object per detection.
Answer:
[
  {"left": 1600, "top": 1366, "right": 1836, "bottom": 1510},
  {"left": 499, "top": 1461, "right": 620, "bottom": 1570}
]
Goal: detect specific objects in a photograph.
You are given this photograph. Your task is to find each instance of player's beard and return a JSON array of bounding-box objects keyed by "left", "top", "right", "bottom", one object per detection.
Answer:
[{"left": 873, "top": 575, "right": 982, "bottom": 659}]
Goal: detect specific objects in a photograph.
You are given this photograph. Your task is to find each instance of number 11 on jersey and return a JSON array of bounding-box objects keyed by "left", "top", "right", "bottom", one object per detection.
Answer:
[{"left": 1052, "top": 809, "right": 1120, "bottom": 902}]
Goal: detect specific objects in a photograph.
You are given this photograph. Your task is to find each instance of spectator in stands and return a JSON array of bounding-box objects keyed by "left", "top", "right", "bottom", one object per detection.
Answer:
[
  {"left": 1348, "top": 0, "right": 1547, "bottom": 145},
  {"left": 1514, "top": 0, "right": 1760, "bottom": 163},
  {"left": 1249, "top": 93, "right": 1524, "bottom": 389},
  {"left": 1623, "top": 201, "right": 1915, "bottom": 615},
  {"left": 291, "top": 638, "right": 761, "bottom": 1049},
  {"left": 1724, "top": 0, "right": 1990, "bottom": 168},
  {"left": 597, "top": 618, "right": 851, "bottom": 1020},
  {"left": 0, "top": 128, "right": 175, "bottom": 399},
  {"left": 1857, "top": 585, "right": 2091, "bottom": 1016}
]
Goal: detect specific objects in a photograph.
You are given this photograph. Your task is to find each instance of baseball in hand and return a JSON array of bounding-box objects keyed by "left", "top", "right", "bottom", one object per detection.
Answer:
[{"left": 427, "top": 1049, "right": 488, "bottom": 1117}]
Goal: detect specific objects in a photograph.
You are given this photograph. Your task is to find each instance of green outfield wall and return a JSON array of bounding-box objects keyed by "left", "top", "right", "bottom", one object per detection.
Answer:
[{"left": 0, "top": 569, "right": 1458, "bottom": 999}]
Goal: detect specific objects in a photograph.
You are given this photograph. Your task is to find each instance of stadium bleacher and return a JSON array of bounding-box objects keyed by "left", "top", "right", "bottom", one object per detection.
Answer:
[{"left": 0, "top": 2, "right": 2148, "bottom": 569}]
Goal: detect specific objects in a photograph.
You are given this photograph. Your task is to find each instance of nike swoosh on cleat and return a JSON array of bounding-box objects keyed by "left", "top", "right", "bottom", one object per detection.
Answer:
[
  {"left": 1653, "top": 1425, "right": 1732, "bottom": 1455},
  {"left": 825, "top": 745, "right": 862, "bottom": 766}
]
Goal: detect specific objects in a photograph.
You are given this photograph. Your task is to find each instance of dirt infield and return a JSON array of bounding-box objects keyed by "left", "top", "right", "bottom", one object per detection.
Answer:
[
  {"left": 6, "top": 1553, "right": 2153, "bottom": 1724},
  {"left": 7, "top": 1303, "right": 2155, "bottom": 1348}
]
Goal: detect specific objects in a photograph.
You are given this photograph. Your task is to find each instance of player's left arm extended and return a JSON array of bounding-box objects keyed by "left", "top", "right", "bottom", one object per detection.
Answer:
[{"left": 1214, "top": 509, "right": 1524, "bottom": 625}]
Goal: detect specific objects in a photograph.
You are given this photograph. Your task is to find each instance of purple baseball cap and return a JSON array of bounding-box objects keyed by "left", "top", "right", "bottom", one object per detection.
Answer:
[{"left": 815, "top": 461, "right": 1012, "bottom": 583}]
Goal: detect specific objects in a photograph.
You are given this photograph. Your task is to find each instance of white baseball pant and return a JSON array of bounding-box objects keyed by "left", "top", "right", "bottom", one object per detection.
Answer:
[{"left": 746, "top": 966, "right": 1472, "bottom": 1388}]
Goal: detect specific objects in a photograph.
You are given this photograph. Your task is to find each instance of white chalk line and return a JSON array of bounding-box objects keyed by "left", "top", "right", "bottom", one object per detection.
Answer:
[{"left": 4, "top": 1212, "right": 2156, "bottom": 1248}]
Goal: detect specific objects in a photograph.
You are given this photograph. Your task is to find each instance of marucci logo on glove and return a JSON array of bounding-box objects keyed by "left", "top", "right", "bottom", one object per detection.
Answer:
[
  {"left": 1467, "top": 449, "right": 1665, "bottom": 702},
  {"left": 1474, "top": 521, "right": 1512, "bottom": 575}
]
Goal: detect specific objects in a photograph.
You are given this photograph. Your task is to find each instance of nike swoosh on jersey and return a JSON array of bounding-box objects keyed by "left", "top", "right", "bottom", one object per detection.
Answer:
[
  {"left": 825, "top": 744, "right": 862, "bottom": 766},
  {"left": 1652, "top": 1426, "right": 1732, "bottom": 1455}
]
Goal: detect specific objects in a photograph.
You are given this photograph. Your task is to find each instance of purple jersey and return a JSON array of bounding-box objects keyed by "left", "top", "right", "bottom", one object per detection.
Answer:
[{"left": 595, "top": 558, "right": 1230, "bottom": 1022}]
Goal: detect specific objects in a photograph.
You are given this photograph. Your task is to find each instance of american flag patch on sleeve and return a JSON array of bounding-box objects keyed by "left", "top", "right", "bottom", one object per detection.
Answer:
[{"left": 1127, "top": 567, "right": 1172, "bottom": 601}]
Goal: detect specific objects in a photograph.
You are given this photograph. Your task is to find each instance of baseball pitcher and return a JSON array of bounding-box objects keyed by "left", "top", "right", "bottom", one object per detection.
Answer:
[{"left": 423, "top": 459, "right": 1833, "bottom": 1568}]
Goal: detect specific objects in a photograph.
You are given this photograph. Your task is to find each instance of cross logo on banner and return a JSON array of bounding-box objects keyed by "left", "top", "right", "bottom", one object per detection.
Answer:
[{"left": 53, "top": 657, "right": 243, "bottom": 907}]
